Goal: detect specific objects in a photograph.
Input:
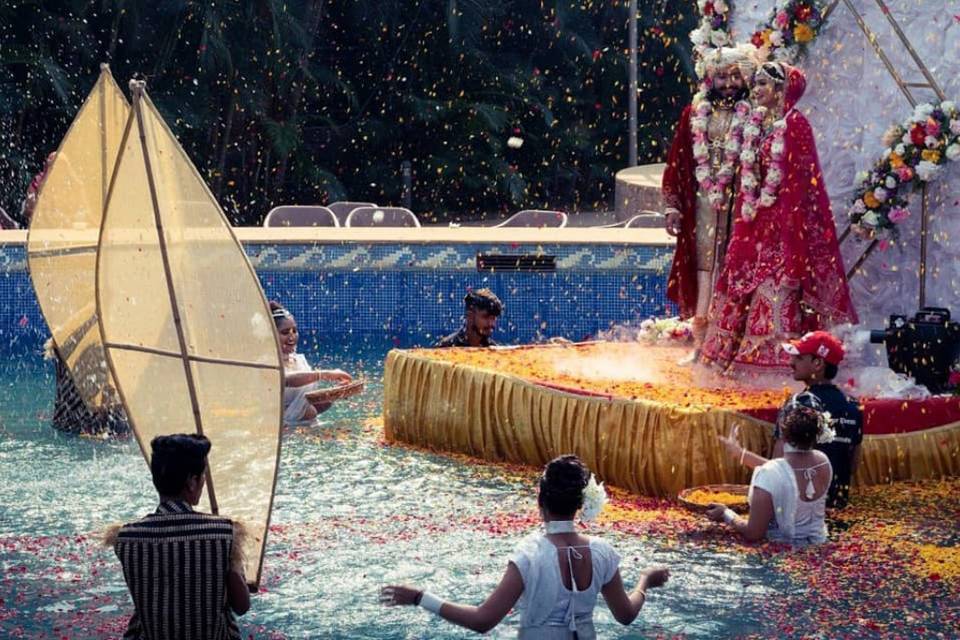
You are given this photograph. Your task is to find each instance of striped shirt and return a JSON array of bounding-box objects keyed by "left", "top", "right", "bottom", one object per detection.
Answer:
[{"left": 115, "top": 500, "right": 241, "bottom": 640}]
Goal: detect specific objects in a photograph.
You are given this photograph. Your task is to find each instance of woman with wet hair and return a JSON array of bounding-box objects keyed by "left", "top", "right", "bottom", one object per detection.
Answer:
[
  {"left": 707, "top": 404, "right": 833, "bottom": 544},
  {"left": 270, "top": 301, "right": 353, "bottom": 425},
  {"left": 381, "top": 455, "right": 669, "bottom": 638}
]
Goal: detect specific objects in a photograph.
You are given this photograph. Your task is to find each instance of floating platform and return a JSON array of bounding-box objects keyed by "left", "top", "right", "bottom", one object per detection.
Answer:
[{"left": 384, "top": 342, "right": 960, "bottom": 496}]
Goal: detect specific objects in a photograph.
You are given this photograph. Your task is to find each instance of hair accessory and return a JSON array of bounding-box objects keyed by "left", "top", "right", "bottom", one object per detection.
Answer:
[
  {"left": 580, "top": 474, "right": 607, "bottom": 522},
  {"left": 271, "top": 307, "right": 291, "bottom": 319}
]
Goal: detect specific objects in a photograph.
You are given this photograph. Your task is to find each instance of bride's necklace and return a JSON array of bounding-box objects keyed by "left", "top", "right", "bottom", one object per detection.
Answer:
[{"left": 544, "top": 520, "right": 577, "bottom": 534}]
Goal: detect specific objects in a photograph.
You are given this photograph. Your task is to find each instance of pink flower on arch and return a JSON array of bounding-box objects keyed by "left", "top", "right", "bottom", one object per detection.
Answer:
[{"left": 888, "top": 206, "right": 911, "bottom": 224}]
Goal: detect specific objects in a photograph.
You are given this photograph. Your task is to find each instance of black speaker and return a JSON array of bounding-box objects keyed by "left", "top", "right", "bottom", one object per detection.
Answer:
[{"left": 870, "top": 307, "right": 960, "bottom": 394}]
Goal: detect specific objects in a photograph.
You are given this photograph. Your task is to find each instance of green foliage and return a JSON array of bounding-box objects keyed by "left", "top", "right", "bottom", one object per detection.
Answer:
[{"left": 0, "top": 0, "right": 696, "bottom": 225}]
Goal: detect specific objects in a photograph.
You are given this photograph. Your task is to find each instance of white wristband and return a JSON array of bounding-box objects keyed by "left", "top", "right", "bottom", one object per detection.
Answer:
[
  {"left": 419, "top": 591, "right": 444, "bottom": 614},
  {"left": 722, "top": 508, "right": 738, "bottom": 524}
]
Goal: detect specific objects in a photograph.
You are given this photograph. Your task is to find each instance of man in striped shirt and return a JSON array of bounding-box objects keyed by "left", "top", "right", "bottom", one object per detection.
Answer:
[{"left": 113, "top": 434, "right": 250, "bottom": 639}]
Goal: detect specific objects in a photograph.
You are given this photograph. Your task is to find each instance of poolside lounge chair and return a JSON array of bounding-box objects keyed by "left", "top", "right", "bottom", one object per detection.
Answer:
[
  {"left": 263, "top": 205, "right": 340, "bottom": 227},
  {"left": 494, "top": 209, "right": 568, "bottom": 228},
  {"left": 327, "top": 201, "right": 376, "bottom": 222},
  {"left": 625, "top": 211, "right": 665, "bottom": 228},
  {"left": 345, "top": 206, "right": 421, "bottom": 227}
]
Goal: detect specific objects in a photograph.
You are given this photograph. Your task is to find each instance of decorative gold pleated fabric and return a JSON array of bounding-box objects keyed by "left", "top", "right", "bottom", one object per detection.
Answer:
[
  {"left": 384, "top": 349, "right": 960, "bottom": 496},
  {"left": 96, "top": 84, "right": 283, "bottom": 588}
]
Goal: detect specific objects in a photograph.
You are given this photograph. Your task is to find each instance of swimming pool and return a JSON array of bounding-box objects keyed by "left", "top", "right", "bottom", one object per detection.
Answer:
[{"left": 2, "top": 233, "right": 957, "bottom": 638}]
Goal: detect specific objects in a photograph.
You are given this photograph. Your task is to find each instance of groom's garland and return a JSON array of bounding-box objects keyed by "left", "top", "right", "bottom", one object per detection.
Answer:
[
  {"left": 849, "top": 101, "right": 960, "bottom": 234},
  {"left": 691, "top": 0, "right": 828, "bottom": 77}
]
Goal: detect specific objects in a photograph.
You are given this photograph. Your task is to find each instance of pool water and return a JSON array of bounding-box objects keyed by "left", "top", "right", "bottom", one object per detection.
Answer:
[{"left": 1, "top": 340, "right": 955, "bottom": 639}]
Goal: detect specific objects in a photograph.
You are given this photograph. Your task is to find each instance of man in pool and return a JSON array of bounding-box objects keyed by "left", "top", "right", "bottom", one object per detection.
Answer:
[
  {"left": 109, "top": 434, "right": 250, "bottom": 639},
  {"left": 773, "top": 332, "right": 864, "bottom": 509},
  {"left": 437, "top": 288, "right": 503, "bottom": 348}
]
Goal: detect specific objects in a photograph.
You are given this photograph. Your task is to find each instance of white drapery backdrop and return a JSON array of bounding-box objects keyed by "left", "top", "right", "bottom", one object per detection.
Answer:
[{"left": 729, "top": 1, "right": 960, "bottom": 365}]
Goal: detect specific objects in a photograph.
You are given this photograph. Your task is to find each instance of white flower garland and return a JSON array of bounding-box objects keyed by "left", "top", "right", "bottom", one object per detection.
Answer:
[
  {"left": 691, "top": 99, "right": 751, "bottom": 216},
  {"left": 738, "top": 107, "right": 788, "bottom": 221}
]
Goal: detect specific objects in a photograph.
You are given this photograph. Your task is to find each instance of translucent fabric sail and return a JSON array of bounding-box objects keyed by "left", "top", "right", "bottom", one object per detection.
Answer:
[
  {"left": 96, "top": 82, "right": 283, "bottom": 588},
  {"left": 27, "top": 66, "right": 129, "bottom": 410}
]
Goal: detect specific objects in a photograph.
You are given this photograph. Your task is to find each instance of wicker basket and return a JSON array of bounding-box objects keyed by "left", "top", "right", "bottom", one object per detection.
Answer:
[
  {"left": 677, "top": 484, "right": 750, "bottom": 514},
  {"left": 304, "top": 380, "right": 365, "bottom": 404}
]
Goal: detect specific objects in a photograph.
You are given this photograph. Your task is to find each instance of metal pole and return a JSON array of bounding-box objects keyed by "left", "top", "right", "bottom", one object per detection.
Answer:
[
  {"left": 918, "top": 183, "right": 929, "bottom": 308},
  {"left": 628, "top": 0, "right": 638, "bottom": 167},
  {"left": 402, "top": 160, "right": 412, "bottom": 210}
]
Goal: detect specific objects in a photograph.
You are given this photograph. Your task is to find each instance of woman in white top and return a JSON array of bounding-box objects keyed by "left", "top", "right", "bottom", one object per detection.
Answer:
[
  {"left": 380, "top": 455, "right": 669, "bottom": 638},
  {"left": 270, "top": 302, "right": 353, "bottom": 425},
  {"left": 707, "top": 404, "right": 833, "bottom": 544}
]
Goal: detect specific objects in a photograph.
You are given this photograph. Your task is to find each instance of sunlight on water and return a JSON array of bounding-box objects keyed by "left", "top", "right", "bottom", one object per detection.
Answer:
[{"left": 0, "top": 343, "right": 803, "bottom": 638}]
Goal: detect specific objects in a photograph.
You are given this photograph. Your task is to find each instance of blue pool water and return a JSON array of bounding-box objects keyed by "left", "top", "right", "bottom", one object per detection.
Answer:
[{"left": 0, "top": 339, "right": 799, "bottom": 639}]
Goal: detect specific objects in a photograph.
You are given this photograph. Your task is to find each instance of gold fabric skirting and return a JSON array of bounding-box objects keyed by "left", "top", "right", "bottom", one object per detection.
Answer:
[{"left": 384, "top": 350, "right": 960, "bottom": 496}]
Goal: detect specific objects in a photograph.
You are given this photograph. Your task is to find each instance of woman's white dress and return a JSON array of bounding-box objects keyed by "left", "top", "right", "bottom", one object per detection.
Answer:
[
  {"left": 508, "top": 533, "right": 621, "bottom": 639},
  {"left": 750, "top": 457, "right": 832, "bottom": 544},
  {"left": 282, "top": 352, "right": 321, "bottom": 425}
]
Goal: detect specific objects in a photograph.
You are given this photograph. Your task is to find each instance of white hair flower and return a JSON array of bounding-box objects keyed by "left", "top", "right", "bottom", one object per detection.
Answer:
[
  {"left": 816, "top": 411, "right": 836, "bottom": 444},
  {"left": 580, "top": 474, "right": 607, "bottom": 522}
]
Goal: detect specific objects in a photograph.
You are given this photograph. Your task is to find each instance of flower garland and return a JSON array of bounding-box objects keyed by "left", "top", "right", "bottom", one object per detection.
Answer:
[
  {"left": 738, "top": 106, "right": 788, "bottom": 221},
  {"left": 690, "top": 0, "right": 733, "bottom": 65},
  {"left": 691, "top": 1, "right": 827, "bottom": 77},
  {"left": 848, "top": 100, "right": 960, "bottom": 234},
  {"left": 638, "top": 316, "right": 693, "bottom": 343},
  {"left": 691, "top": 99, "right": 751, "bottom": 214},
  {"left": 751, "top": 1, "right": 827, "bottom": 63}
]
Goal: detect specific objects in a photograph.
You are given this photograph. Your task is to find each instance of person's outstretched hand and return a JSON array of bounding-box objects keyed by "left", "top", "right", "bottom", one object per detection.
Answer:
[
  {"left": 665, "top": 210, "right": 682, "bottom": 237},
  {"left": 322, "top": 369, "right": 353, "bottom": 384},
  {"left": 641, "top": 567, "right": 670, "bottom": 589},
  {"left": 380, "top": 585, "right": 420, "bottom": 607},
  {"left": 704, "top": 503, "right": 728, "bottom": 522},
  {"left": 717, "top": 423, "right": 743, "bottom": 459}
]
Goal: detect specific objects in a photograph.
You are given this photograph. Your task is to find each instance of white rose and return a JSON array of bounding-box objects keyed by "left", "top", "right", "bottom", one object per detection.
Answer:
[
  {"left": 724, "top": 138, "right": 741, "bottom": 153},
  {"left": 697, "top": 0, "right": 708, "bottom": 11},
  {"left": 713, "top": 0, "right": 728, "bottom": 12},
  {"left": 916, "top": 160, "right": 940, "bottom": 181},
  {"left": 850, "top": 199, "right": 866, "bottom": 214},
  {"left": 882, "top": 148, "right": 891, "bottom": 158},
  {"left": 902, "top": 133, "right": 913, "bottom": 145},
  {"left": 941, "top": 101, "right": 956, "bottom": 114},
  {"left": 711, "top": 29, "right": 730, "bottom": 47},
  {"left": 767, "top": 168, "right": 782, "bottom": 186},
  {"left": 690, "top": 26, "right": 708, "bottom": 46},
  {"left": 946, "top": 144, "right": 960, "bottom": 162},
  {"left": 925, "top": 135, "right": 939, "bottom": 148},
  {"left": 914, "top": 103, "right": 934, "bottom": 119},
  {"left": 862, "top": 211, "right": 880, "bottom": 226},
  {"left": 885, "top": 176, "right": 897, "bottom": 189},
  {"left": 741, "top": 149, "right": 756, "bottom": 164},
  {"left": 693, "top": 142, "right": 709, "bottom": 158},
  {"left": 769, "top": 30, "right": 784, "bottom": 47},
  {"left": 759, "top": 192, "right": 776, "bottom": 207},
  {"left": 855, "top": 171, "right": 869, "bottom": 186},
  {"left": 950, "top": 119, "right": 960, "bottom": 135},
  {"left": 771, "top": 140, "right": 786, "bottom": 155},
  {"left": 873, "top": 187, "right": 888, "bottom": 202},
  {"left": 895, "top": 144, "right": 906, "bottom": 156},
  {"left": 742, "top": 173, "right": 758, "bottom": 189}
]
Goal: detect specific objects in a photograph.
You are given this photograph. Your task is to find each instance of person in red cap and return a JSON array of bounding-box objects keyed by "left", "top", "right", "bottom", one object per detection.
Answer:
[{"left": 773, "top": 331, "right": 863, "bottom": 508}]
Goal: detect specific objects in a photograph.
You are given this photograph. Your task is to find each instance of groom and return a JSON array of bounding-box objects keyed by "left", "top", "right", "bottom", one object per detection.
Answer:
[{"left": 662, "top": 44, "right": 756, "bottom": 361}]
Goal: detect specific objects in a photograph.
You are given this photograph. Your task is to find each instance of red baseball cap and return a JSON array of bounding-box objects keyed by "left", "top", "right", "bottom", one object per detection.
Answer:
[{"left": 781, "top": 331, "right": 845, "bottom": 365}]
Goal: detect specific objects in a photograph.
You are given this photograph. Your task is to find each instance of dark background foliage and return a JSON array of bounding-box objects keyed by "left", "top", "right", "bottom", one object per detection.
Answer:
[{"left": 0, "top": 0, "right": 696, "bottom": 225}]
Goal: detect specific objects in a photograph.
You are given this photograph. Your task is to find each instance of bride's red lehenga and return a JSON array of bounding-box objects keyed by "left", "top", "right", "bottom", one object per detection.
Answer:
[{"left": 700, "top": 66, "right": 858, "bottom": 376}]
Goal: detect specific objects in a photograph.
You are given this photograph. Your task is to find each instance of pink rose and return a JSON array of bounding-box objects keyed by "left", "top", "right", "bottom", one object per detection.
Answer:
[
  {"left": 897, "top": 166, "right": 914, "bottom": 181},
  {"left": 949, "top": 370, "right": 960, "bottom": 386},
  {"left": 888, "top": 207, "right": 911, "bottom": 223},
  {"left": 925, "top": 117, "right": 941, "bottom": 137},
  {"left": 775, "top": 11, "right": 790, "bottom": 28}
]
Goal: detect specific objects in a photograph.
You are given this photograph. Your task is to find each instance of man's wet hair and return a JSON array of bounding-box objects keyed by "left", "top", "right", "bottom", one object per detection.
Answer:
[
  {"left": 150, "top": 434, "right": 211, "bottom": 496},
  {"left": 464, "top": 289, "right": 503, "bottom": 316}
]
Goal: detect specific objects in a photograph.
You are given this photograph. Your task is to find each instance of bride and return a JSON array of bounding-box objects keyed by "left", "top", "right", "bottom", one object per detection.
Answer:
[{"left": 700, "top": 62, "right": 857, "bottom": 376}]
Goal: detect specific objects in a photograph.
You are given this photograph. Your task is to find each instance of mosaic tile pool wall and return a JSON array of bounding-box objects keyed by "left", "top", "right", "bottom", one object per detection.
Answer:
[{"left": 0, "top": 241, "right": 674, "bottom": 353}]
